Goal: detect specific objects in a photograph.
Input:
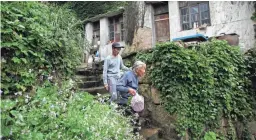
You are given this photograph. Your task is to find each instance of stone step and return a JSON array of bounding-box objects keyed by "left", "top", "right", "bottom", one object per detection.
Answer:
[
  {"left": 77, "top": 81, "right": 103, "bottom": 89},
  {"left": 74, "top": 75, "right": 102, "bottom": 82},
  {"left": 76, "top": 63, "right": 103, "bottom": 71},
  {"left": 79, "top": 86, "right": 108, "bottom": 95},
  {"left": 139, "top": 128, "right": 163, "bottom": 140},
  {"left": 76, "top": 69, "right": 102, "bottom": 76},
  {"left": 76, "top": 63, "right": 87, "bottom": 69}
]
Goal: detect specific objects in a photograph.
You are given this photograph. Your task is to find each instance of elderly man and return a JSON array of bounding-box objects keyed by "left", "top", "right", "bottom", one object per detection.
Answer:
[
  {"left": 116, "top": 61, "right": 147, "bottom": 105},
  {"left": 103, "top": 42, "right": 130, "bottom": 102}
]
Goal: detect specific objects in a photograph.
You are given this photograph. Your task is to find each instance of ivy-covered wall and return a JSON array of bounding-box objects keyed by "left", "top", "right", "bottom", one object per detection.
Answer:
[{"left": 130, "top": 40, "right": 256, "bottom": 139}]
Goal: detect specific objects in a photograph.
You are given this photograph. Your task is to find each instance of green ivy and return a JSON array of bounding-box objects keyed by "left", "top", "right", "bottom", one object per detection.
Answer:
[
  {"left": 136, "top": 41, "right": 254, "bottom": 139},
  {"left": 1, "top": 2, "right": 84, "bottom": 95}
]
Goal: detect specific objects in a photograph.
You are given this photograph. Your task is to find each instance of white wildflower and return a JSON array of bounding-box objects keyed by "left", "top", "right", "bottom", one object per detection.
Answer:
[
  {"left": 42, "top": 97, "right": 46, "bottom": 102},
  {"left": 9, "top": 128, "right": 12, "bottom": 135},
  {"left": 95, "top": 132, "right": 100, "bottom": 137},
  {"left": 48, "top": 76, "right": 53, "bottom": 80},
  {"left": 134, "top": 113, "right": 139, "bottom": 118},
  {"left": 91, "top": 126, "right": 95, "bottom": 132},
  {"left": 14, "top": 91, "right": 22, "bottom": 96},
  {"left": 25, "top": 94, "right": 30, "bottom": 99},
  {"left": 1, "top": 58, "right": 6, "bottom": 63},
  {"left": 50, "top": 104, "right": 54, "bottom": 108}
]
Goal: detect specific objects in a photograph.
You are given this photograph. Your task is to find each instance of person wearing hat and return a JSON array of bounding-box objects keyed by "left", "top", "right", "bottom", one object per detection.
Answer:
[
  {"left": 103, "top": 42, "right": 130, "bottom": 102},
  {"left": 116, "top": 61, "right": 146, "bottom": 105}
]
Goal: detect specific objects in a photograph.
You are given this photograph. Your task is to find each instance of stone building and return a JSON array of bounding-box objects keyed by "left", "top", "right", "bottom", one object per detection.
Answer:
[{"left": 84, "top": 1, "right": 255, "bottom": 63}]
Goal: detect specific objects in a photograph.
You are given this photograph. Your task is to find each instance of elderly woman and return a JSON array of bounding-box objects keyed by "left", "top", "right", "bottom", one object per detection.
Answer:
[{"left": 116, "top": 61, "right": 146, "bottom": 105}]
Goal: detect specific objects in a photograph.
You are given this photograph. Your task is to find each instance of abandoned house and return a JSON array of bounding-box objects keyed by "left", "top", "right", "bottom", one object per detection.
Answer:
[{"left": 84, "top": 1, "right": 255, "bottom": 63}]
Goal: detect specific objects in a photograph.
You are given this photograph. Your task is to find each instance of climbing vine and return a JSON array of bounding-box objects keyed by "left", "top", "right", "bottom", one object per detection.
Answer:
[{"left": 136, "top": 41, "right": 254, "bottom": 139}]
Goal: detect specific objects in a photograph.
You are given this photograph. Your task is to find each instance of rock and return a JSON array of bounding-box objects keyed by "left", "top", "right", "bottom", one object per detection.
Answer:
[
  {"left": 151, "top": 86, "right": 161, "bottom": 105},
  {"left": 138, "top": 84, "right": 151, "bottom": 101},
  {"left": 150, "top": 104, "right": 178, "bottom": 139},
  {"left": 248, "top": 121, "right": 256, "bottom": 137},
  {"left": 139, "top": 128, "right": 161, "bottom": 140},
  {"left": 139, "top": 71, "right": 151, "bottom": 84}
]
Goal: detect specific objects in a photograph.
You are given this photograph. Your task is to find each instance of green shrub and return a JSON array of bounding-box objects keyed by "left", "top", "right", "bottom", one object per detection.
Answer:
[
  {"left": 1, "top": 81, "right": 140, "bottom": 140},
  {"left": 1, "top": 2, "right": 84, "bottom": 95},
  {"left": 137, "top": 40, "right": 254, "bottom": 139}
]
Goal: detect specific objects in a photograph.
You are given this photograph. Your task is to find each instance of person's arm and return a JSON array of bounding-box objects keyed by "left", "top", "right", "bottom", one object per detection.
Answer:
[
  {"left": 116, "top": 73, "right": 136, "bottom": 95},
  {"left": 120, "top": 56, "right": 130, "bottom": 71},
  {"left": 103, "top": 58, "right": 108, "bottom": 88},
  {"left": 116, "top": 74, "right": 129, "bottom": 92}
]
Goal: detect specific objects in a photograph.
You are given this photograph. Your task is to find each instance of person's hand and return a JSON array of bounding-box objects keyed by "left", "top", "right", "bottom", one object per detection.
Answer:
[
  {"left": 104, "top": 84, "right": 108, "bottom": 91},
  {"left": 128, "top": 88, "right": 136, "bottom": 96}
]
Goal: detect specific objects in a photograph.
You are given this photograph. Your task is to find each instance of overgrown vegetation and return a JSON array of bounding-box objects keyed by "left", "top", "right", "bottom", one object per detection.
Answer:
[
  {"left": 51, "top": 1, "right": 127, "bottom": 20},
  {"left": 244, "top": 47, "right": 256, "bottom": 110},
  {"left": 136, "top": 41, "right": 255, "bottom": 139},
  {"left": 1, "top": 2, "right": 84, "bottom": 95},
  {"left": 1, "top": 81, "right": 140, "bottom": 139}
]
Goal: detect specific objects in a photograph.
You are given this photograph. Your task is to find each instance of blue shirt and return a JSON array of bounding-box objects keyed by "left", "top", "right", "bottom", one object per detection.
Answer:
[{"left": 116, "top": 70, "right": 138, "bottom": 93}]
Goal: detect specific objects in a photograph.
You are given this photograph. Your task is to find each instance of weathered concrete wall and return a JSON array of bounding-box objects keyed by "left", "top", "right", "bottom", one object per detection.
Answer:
[
  {"left": 169, "top": 1, "right": 255, "bottom": 51},
  {"left": 84, "top": 23, "right": 93, "bottom": 63},
  {"left": 121, "top": 27, "right": 153, "bottom": 58},
  {"left": 85, "top": 23, "right": 93, "bottom": 44},
  {"left": 100, "top": 18, "right": 109, "bottom": 46},
  {"left": 99, "top": 18, "right": 111, "bottom": 60}
]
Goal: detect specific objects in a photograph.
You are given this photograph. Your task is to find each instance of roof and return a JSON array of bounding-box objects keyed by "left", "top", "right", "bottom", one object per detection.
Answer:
[
  {"left": 145, "top": 1, "right": 168, "bottom": 4},
  {"left": 172, "top": 34, "right": 208, "bottom": 42},
  {"left": 83, "top": 8, "right": 124, "bottom": 24}
]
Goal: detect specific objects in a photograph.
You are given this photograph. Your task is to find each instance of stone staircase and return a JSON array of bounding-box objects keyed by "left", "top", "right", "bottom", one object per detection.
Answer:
[{"left": 75, "top": 62, "right": 107, "bottom": 95}]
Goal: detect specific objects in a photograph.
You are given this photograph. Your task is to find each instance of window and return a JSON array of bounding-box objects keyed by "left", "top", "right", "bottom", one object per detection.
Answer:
[
  {"left": 109, "top": 15, "right": 124, "bottom": 42},
  {"left": 92, "top": 21, "right": 100, "bottom": 46},
  {"left": 153, "top": 2, "right": 170, "bottom": 42},
  {"left": 179, "top": 1, "right": 211, "bottom": 30}
]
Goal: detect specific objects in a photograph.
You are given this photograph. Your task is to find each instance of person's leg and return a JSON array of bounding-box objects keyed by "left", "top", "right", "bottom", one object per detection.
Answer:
[
  {"left": 108, "top": 77, "right": 117, "bottom": 102},
  {"left": 118, "top": 92, "right": 130, "bottom": 105}
]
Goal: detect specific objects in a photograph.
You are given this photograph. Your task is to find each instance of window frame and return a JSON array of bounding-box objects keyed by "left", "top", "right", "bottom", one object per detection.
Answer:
[
  {"left": 108, "top": 15, "right": 125, "bottom": 42},
  {"left": 179, "top": 1, "right": 211, "bottom": 31}
]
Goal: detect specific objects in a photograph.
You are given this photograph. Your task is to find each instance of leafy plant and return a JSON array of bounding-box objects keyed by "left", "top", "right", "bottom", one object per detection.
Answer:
[
  {"left": 1, "top": 81, "right": 141, "bottom": 139},
  {"left": 204, "top": 131, "right": 217, "bottom": 140},
  {"left": 1, "top": 2, "right": 84, "bottom": 95}
]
